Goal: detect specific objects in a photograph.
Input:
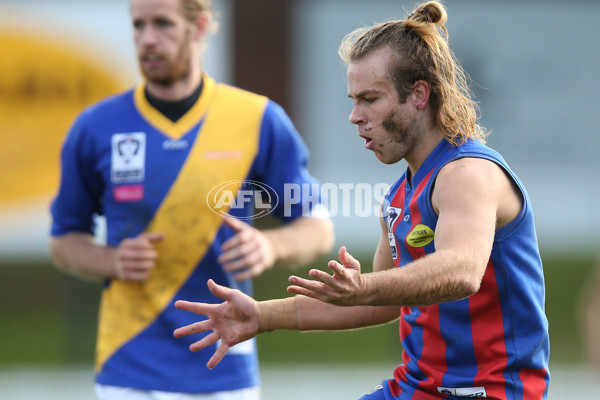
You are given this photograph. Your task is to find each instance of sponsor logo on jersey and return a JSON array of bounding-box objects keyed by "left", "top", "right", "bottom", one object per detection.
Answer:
[
  {"left": 383, "top": 206, "right": 402, "bottom": 259},
  {"left": 162, "top": 139, "right": 188, "bottom": 151},
  {"left": 406, "top": 223, "right": 434, "bottom": 247},
  {"left": 111, "top": 132, "right": 146, "bottom": 183},
  {"left": 113, "top": 184, "right": 144, "bottom": 202},
  {"left": 437, "top": 386, "right": 487, "bottom": 398},
  {"left": 203, "top": 150, "right": 242, "bottom": 159}
]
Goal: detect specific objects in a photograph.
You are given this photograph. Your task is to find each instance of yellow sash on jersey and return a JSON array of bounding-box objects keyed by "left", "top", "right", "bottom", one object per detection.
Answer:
[{"left": 95, "top": 77, "right": 268, "bottom": 371}]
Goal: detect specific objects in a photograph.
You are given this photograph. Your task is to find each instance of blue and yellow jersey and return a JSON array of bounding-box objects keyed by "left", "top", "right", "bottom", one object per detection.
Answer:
[
  {"left": 381, "top": 139, "right": 550, "bottom": 400},
  {"left": 50, "top": 75, "right": 324, "bottom": 392}
]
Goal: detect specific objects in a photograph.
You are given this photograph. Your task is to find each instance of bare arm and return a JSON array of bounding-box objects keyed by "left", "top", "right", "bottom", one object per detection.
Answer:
[
  {"left": 49, "top": 232, "right": 117, "bottom": 281},
  {"left": 174, "top": 242, "right": 399, "bottom": 369},
  {"left": 287, "top": 158, "right": 519, "bottom": 307},
  {"left": 219, "top": 216, "right": 334, "bottom": 281},
  {"left": 293, "top": 240, "right": 399, "bottom": 331},
  {"left": 49, "top": 231, "right": 164, "bottom": 281}
]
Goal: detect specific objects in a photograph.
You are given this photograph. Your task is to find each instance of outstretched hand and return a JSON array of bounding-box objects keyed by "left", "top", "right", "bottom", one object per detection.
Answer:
[
  {"left": 218, "top": 216, "right": 276, "bottom": 281},
  {"left": 287, "top": 246, "right": 366, "bottom": 306},
  {"left": 173, "top": 279, "right": 259, "bottom": 369}
]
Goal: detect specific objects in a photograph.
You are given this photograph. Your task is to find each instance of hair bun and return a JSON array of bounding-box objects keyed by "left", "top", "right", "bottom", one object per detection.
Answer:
[{"left": 408, "top": 1, "right": 447, "bottom": 26}]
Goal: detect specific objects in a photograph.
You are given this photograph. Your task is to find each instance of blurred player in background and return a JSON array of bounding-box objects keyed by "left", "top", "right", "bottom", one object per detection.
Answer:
[
  {"left": 174, "top": 1, "right": 550, "bottom": 399},
  {"left": 48, "top": 0, "right": 333, "bottom": 399}
]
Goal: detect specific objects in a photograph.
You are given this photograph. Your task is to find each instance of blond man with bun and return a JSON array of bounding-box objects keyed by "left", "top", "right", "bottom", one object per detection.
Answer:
[{"left": 174, "top": 2, "right": 550, "bottom": 399}]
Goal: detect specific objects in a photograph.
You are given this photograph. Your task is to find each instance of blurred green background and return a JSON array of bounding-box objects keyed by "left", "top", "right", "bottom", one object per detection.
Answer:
[{"left": 1, "top": 250, "right": 595, "bottom": 368}]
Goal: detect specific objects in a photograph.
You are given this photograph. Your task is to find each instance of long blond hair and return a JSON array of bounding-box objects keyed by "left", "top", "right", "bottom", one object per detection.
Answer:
[{"left": 339, "top": 1, "right": 487, "bottom": 145}]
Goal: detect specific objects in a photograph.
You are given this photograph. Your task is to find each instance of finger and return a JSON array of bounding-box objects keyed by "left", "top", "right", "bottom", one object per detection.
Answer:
[
  {"left": 220, "top": 229, "right": 255, "bottom": 255},
  {"left": 338, "top": 245, "right": 347, "bottom": 261},
  {"left": 119, "top": 238, "right": 148, "bottom": 251},
  {"left": 120, "top": 269, "right": 152, "bottom": 282},
  {"left": 139, "top": 232, "right": 165, "bottom": 243},
  {"left": 207, "top": 342, "right": 231, "bottom": 369},
  {"left": 309, "top": 267, "right": 342, "bottom": 286},
  {"left": 288, "top": 275, "right": 331, "bottom": 293},
  {"left": 286, "top": 285, "right": 328, "bottom": 302},
  {"left": 222, "top": 250, "right": 261, "bottom": 272},
  {"left": 339, "top": 246, "right": 360, "bottom": 269},
  {"left": 219, "top": 238, "right": 256, "bottom": 263},
  {"left": 219, "top": 235, "right": 243, "bottom": 255},
  {"left": 173, "top": 319, "right": 212, "bottom": 338},
  {"left": 222, "top": 216, "right": 249, "bottom": 233},
  {"left": 232, "top": 268, "right": 254, "bottom": 282},
  {"left": 174, "top": 300, "right": 215, "bottom": 315},
  {"left": 325, "top": 260, "right": 346, "bottom": 277},
  {"left": 119, "top": 258, "right": 157, "bottom": 270},
  {"left": 190, "top": 331, "right": 220, "bottom": 353}
]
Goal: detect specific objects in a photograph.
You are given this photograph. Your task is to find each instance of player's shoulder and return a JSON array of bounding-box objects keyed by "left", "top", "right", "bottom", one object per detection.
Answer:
[
  {"left": 216, "top": 81, "right": 269, "bottom": 104},
  {"left": 78, "top": 87, "right": 135, "bottom": 122},
  {"left": 438, "top": 156, "right": 504, "bottom": 186}
]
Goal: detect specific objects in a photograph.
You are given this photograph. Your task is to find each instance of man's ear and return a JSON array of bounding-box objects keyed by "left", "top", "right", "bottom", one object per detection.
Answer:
[
  {"left": 192, "top": 12, "right": 210, "bottom": 41},
  {"left": 411, "top": 80, "right": 431, "bottom": 110}
]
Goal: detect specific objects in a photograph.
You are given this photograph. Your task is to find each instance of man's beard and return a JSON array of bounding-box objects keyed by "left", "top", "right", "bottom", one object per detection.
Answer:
[
  {"left": 142, "top": 31, "right": 192, "bottom": 86},
  {"left": 382, "top": 108, "right": 413, "bottom": 144}
]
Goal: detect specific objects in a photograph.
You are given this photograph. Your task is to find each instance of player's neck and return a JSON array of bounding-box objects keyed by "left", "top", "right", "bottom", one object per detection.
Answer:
[
  {"left": 145, "top": 69, "right": 203, "bottom": 102},
  {"left": 405, "top": 129, "right": 444, "bottom": 180}
]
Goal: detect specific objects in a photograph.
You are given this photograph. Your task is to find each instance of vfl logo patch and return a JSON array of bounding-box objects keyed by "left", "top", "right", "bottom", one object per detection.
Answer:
[
  {"left": 111, "top": 132, "right": 146, "bottom": 183},
  {"left": 406, "top": 224, "right": 434, "bottom": 247}
]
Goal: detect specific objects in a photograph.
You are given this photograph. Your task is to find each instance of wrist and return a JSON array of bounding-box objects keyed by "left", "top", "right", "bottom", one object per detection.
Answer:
[
  {"left": 261, "top": 230, "right": 281, "bottom": 266},
  {"left": 257, "top": 298, "right": 298, "bottom": 333}
]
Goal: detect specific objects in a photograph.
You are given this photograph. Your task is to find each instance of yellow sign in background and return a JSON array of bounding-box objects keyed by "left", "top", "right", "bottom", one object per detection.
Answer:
[{"left": 0, "top": 32, "right": 128, "bottom": 206}]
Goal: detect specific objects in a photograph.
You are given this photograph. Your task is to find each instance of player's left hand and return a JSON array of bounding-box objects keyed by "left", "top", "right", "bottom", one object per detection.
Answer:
[
  {"left": 287, "top": 246, "right": 365, "bottom": 306},
  {"left": 218, "top": 216, "right": 276, "bottom": 281}
]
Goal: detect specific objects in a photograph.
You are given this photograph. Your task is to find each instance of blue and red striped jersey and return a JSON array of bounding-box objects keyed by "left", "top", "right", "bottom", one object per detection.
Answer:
[{"left": 381, "top": 139, "right": 549, "bottom": 399}]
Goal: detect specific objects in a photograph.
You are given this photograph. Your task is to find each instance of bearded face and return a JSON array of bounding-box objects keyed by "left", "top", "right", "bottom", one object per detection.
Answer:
[{"left": 131, "top": 0, "right": 196, "bottom": 87}]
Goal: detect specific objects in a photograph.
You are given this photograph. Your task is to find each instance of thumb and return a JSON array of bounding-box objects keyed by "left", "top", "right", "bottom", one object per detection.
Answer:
[
  {"left": 207, "top": 279, "right": 235, "bottom": 301},
  {"left": 222, "top": 216, "right": 248, "bottom": 232},
  {"left": 139, "top": 232, "right": 165, "bottom": 242}
]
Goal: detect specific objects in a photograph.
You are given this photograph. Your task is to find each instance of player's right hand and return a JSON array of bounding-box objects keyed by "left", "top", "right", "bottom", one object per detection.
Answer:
[
  {"left": 115, "top": 232, "right": 164, "bottom": 281},
  {"left": 173, "top": 279, "right": 260, "bottom": 369}
]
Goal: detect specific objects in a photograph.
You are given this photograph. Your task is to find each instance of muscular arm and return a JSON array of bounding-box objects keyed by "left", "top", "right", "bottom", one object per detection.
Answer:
[{"left": 289, "top": 158, "right": 521, "bottom": 307}]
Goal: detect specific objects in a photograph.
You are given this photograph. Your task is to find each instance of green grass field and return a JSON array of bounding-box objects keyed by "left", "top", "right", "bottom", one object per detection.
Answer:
[{"left": 0, "top": 250, "right": 596, "bottom": 366}]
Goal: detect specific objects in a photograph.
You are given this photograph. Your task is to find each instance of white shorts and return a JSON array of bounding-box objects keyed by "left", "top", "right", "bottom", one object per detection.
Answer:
[{"left": 95, "top": 384, "right": 260, "bottom": 400}]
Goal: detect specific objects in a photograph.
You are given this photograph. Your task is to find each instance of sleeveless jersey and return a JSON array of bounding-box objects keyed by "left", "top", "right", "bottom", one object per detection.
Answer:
[
  {"left": 380, "top": 139, "right": 549, "bottom": 400},
  {"left": 50, "top": 75, "right": 325, "bottom": 393}
]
